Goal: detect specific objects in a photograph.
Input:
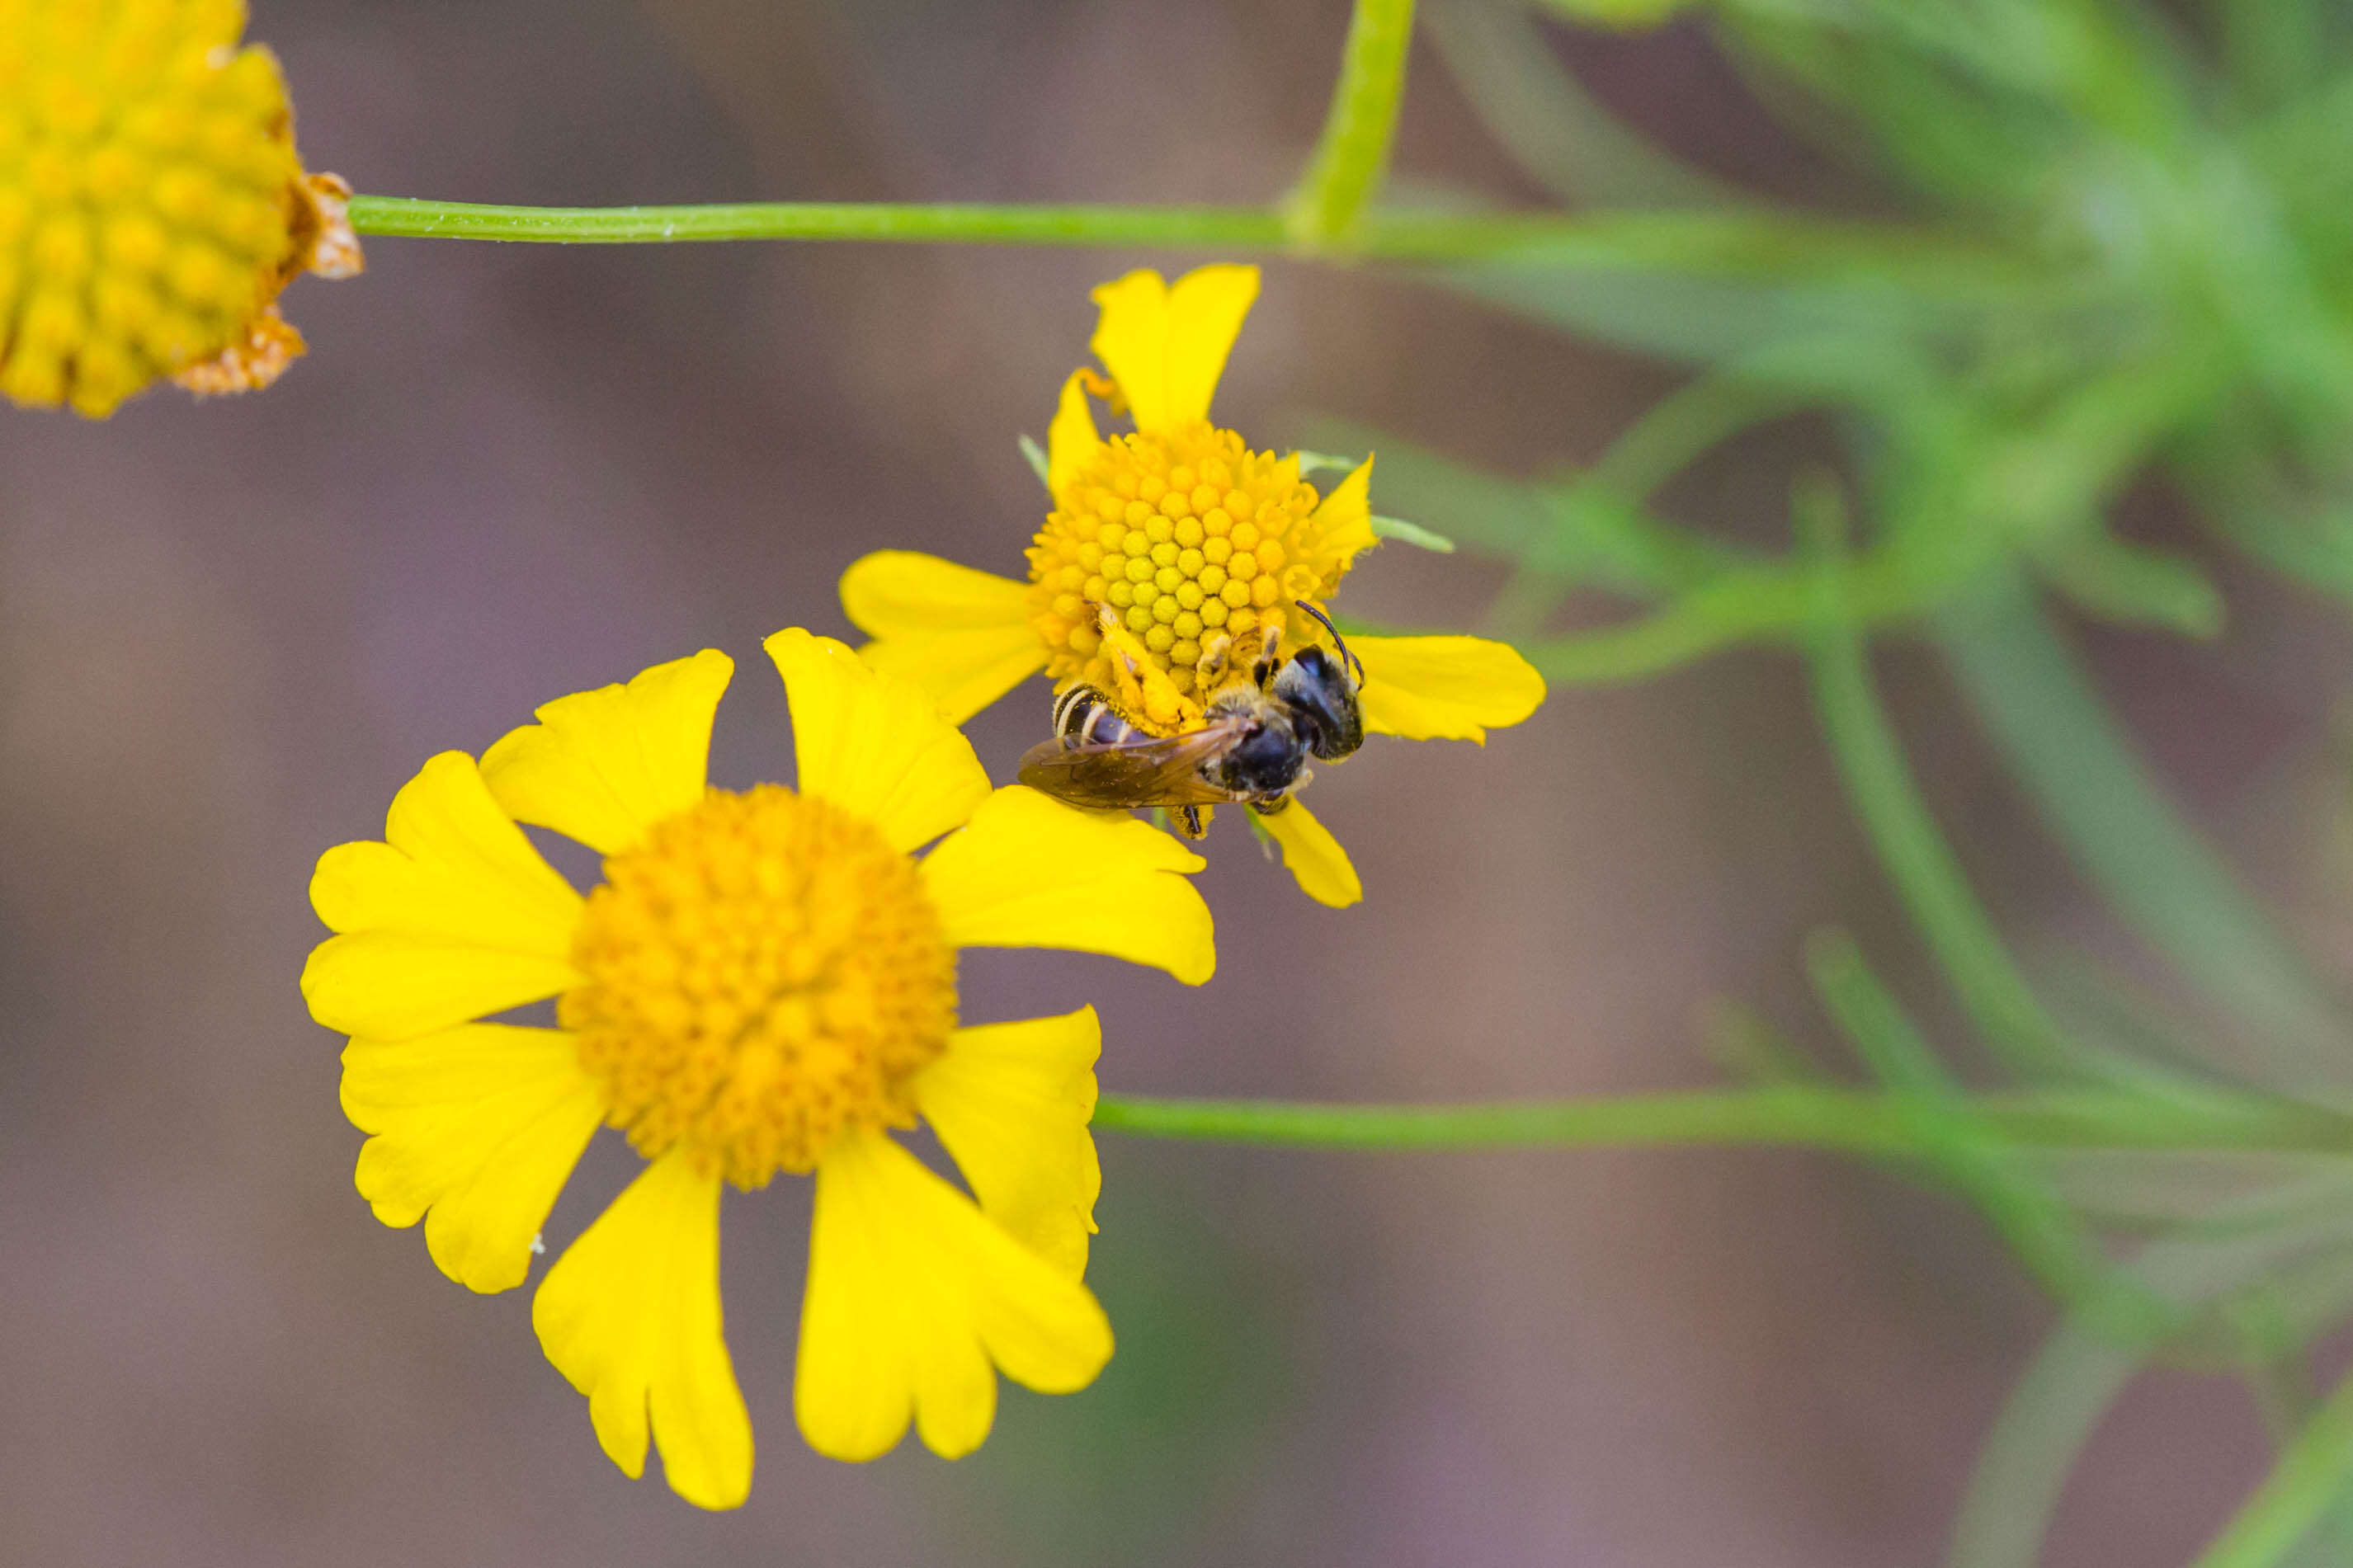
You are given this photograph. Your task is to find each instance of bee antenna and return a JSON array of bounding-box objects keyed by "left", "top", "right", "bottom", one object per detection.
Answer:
[{"left": 1295, "top": 600, "right": 1362, "bottom": 685}]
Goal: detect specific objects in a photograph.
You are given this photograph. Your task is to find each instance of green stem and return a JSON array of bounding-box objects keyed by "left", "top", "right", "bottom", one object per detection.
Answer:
[
  {"left": 2190, "top": 1361, "right": 2353, "bottom": 1568},
  {"left": 1288, "top": 0, "right": 1421, "bottom": 248},
  {"left": 1804, "top": 553, "right": 2077, "bottom": 1075},
  {"left": 347, "top": 198, "right": 1290, "bottom": 249},
  {"left": 1092, "top": 1087, "right": 2353, "bottom": 1156},
  {"left": 343, "top": 196, "right": 2018, "bottom": 277}
]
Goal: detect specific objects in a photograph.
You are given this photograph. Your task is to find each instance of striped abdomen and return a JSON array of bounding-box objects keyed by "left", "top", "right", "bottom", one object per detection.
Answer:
[{"left": 1051, "top": 685, "right": 1145, "bottom": 748}]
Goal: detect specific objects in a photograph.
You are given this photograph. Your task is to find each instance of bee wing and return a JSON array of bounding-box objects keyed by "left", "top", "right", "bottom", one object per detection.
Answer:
[{"left": 1016, "top": 722, "right": 1247, "bottom": 809}]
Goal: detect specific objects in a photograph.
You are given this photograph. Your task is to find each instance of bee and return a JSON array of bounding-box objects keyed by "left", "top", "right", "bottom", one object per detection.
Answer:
[{"left": 1017, "top": 600, "right": 1365, "bottom": 838}]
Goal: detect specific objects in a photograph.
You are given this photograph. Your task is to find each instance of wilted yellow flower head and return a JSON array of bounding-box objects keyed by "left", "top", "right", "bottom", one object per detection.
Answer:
[
  {"left": 841, "top": 263, "right": 1547, "bottom": 907},
  {"left": 302, "top": 633, "right": 1215, "bottom": 1506},
  {"left": 0, "top": 0, "right": 362, "bottom": 417}
]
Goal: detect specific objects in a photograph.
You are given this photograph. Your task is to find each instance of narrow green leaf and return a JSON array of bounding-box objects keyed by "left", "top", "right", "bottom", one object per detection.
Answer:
[
  {"left": 1018, "top": 434, "right": 1050, "bottom": 490},
  {"left": 1369, "top": 515, "right": 1455, "bottom": 553},
  {"left": 1950, "top": 1184, "right": 2353, "bottom": 1568},
  {"left": 1935, "top": 573, "right": 2351, "bottom": 1084},
  {"left": 2190, "top": 1363, "right": 2353, "bottom": 1568},
  {"left": 1804, "top": 563, "right": 2081, "bottom": 1076},
  {"left": 1294, "top": 449, "right": 1365, "bottom": 478},
  {"left": 2035, "top": 530, "right": 2225, "bottom": 638}
]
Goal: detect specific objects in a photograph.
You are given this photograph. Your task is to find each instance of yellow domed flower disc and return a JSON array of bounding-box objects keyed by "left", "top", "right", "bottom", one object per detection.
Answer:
[
  {"left": 1026, "top": 420, "right": 1367, "bottom": 705},
  {"left": 563, "top": 784, "right": 960, "bottom": 1189},
  {"left": 0, "top": 0, "right": 363, "bottom": 417}
]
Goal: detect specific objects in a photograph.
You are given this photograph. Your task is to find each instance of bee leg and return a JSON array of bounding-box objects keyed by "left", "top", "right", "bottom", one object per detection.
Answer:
[
  {"left": 1247, "top": 795, "right": 1292, "bottom": 817},
  {"left": 1195, "top": 633, "right": 1233, "bottom": 695},
  {"left": 1094, "top": 604, "right": 1201, "bottom": 732},
  {"left": 1177, "top": 804, "right": 1208, "bottom": 838},
  {"left": 1250, "top": 624, "right": 1281, "bottom": 686}
]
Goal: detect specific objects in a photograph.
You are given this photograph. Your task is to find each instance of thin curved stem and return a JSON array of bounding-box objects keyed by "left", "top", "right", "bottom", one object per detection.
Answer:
[
  {"left": 1288, "top": 0, "right": 1420, "bottom": 247},
  {"left": 1092, "top": 1087, "right": 2353, "bottom": 1156},
  {"left": 1805, "top": 567, "right": 2077, "bottom": 1076}
]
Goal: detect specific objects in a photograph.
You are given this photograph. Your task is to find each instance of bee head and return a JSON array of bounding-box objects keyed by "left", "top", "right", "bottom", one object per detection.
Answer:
[{"left": 1271, "top": 644, "right": 1365, "bottom": 761}]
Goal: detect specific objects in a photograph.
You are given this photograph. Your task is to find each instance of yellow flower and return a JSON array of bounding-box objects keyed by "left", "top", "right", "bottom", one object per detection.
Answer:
[
  {"left": 842, "top": 263, "right": 1546, "bottom": 908},
  {"left": 301, "top": 631, "right": 1216, "bottom": 1508},
  {"left": 0, "top": 0, "right": 362, "bottom": 418}
]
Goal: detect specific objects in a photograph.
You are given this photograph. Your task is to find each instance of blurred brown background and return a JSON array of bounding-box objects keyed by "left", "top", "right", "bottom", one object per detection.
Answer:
[{"left": 2, "top": 1, "right": 2340, "bottom": 1562}]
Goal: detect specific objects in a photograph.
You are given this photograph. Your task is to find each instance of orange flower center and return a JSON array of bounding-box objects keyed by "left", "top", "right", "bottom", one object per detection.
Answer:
[
  {"left": 561, "top": 786, "right": 956, "bottom": 1188},
  {"left": 1026, "top": 421, "right": 1354, "bottom": 710}
]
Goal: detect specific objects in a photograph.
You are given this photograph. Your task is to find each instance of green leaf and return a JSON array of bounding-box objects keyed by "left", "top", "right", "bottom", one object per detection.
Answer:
[
  {"left": 2191, "top": 1363, "right": 2353, "bottom": 1568},
  {"left": 1950, "top": 1184, "right": 2353, "bottom": 1568},
  {"left": 1369, "top": 515, "right": 1455, "bottom": 553},
  {"left": 1935, "top": 573, "right": 2351, "bottom": 1085},
  {"left": 1534, "top": 0, "right": 1693, "bottom": 31},
  {"left": 2035, "top": 529, "right": 2226, "bottom": 638},
  {"left": 1018, "top": 433, "right": 1049, "bottom": 490}
]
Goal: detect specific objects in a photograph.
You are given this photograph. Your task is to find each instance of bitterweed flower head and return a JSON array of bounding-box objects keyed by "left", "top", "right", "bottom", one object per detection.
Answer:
[
  {"left": 841, "top": 263, "right": 1546, "bottom": 907},
  {"left": 0, "top": 0, "right": 362, "bottom": 417},
  {"left": 301, "top": 631, "right": 1215, "bottom": 1507}
]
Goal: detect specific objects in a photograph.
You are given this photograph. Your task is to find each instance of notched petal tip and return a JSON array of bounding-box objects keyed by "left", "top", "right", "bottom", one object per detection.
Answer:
[
  {"left": 534, "top": 1153, "right": 753, "bottom": 1509},
  {"left": 835, "top": 554, "right": 1045, "bottom": 727},
  {"left": 1086, "top": 263, "right": 1261, "bottom": 434},
  {"left": 339, "top": 1024, "right": 602, "bottom": 1295},
  {"left": 766, "top": 626, "right": 993, "bottom": 852},
  {"left": 917, "top": 1007, "right": 1104, "bottom": 1278},
  {"left": 1261, "top": 800, "right": 1362, "bottom": 908},
  {"left": 1352, "top": 633, "right": 1548, "bottom": 744},
  {"left": 302, "top": 753, "right": 583, "bottom": 1040},
  {"left": 479, "top": 649, "right": 734, "bottom": 857},
  {"left": 796, "top": 1131, "right": 1112, "bottom": 1464},
  {"left": 921, "top": 786, "right": 1216, "bottom": 986}
]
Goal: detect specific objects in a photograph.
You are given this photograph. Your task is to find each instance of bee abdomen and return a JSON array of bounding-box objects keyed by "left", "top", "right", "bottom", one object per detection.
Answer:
[{"left": 1052, "top": 685, "right": 1142, "bottom": 747}]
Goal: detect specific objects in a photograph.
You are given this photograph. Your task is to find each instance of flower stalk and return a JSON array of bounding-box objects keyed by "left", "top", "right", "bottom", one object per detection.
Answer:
[
  {"left": 1094, "top": 1085, "right": 2353, "bottom": 1157},
  {"left": 1287, "top": 0, "right": 1421, "bottom": 249}
]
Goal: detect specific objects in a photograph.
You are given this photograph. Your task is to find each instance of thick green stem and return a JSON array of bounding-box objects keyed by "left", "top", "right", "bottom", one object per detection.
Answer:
[
  {"left": 1288, "top": 0, "right": 1421, "bottom": 248},
  {"left": 1092, "top": 1086, "right": 2353, "bottom": 1156}
]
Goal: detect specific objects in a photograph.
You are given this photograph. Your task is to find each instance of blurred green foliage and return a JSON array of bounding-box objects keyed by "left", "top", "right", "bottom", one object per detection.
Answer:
[{"left": 1346, "top": 2, "right": 2353, "bottom": 1562}]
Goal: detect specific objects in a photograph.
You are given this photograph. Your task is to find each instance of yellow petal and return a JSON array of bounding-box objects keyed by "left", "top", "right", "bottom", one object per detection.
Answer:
[
  {"left": 1259, "top": 799, "right": 1363, "bottom": 907},
  {"left": 1308, "top": 455, "right": 1379, "bottom": 571},
  {"left": 479, "top": 651, "right": 732, "bottom": 856},
  {"left": 1087, "top": 264, "right": 1260, "bottom": 433},
  {"left": 1352, "top": 634, "right": 1549, "bottom": 743},
  {"left": 1045, "top": 370, "right": 1101, "bottom": 496},
  {"left": 303, "top": 752, "right": 583, "bottom": 1040},
  {"left": 920, "top": 786, "right": 1215, "bottom": 985},
  {"left": 914, "top": 1010, "right": 1101, "bottom": 1278},
  {"left": 839, "top": 551, "right": 1046, "bottom": 724},
  {"left": 764, "top": 628, "right": 993, "bottom": 853},
  {"left": 795, "top": 1128, "right": 1113, "bottom": 1462},
  {"left": 341, "top": 1023, "right": 604, "bottom": 1293},
  {"left": 534, "top": 1151, "right": 752, "bottom": 1510}
]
